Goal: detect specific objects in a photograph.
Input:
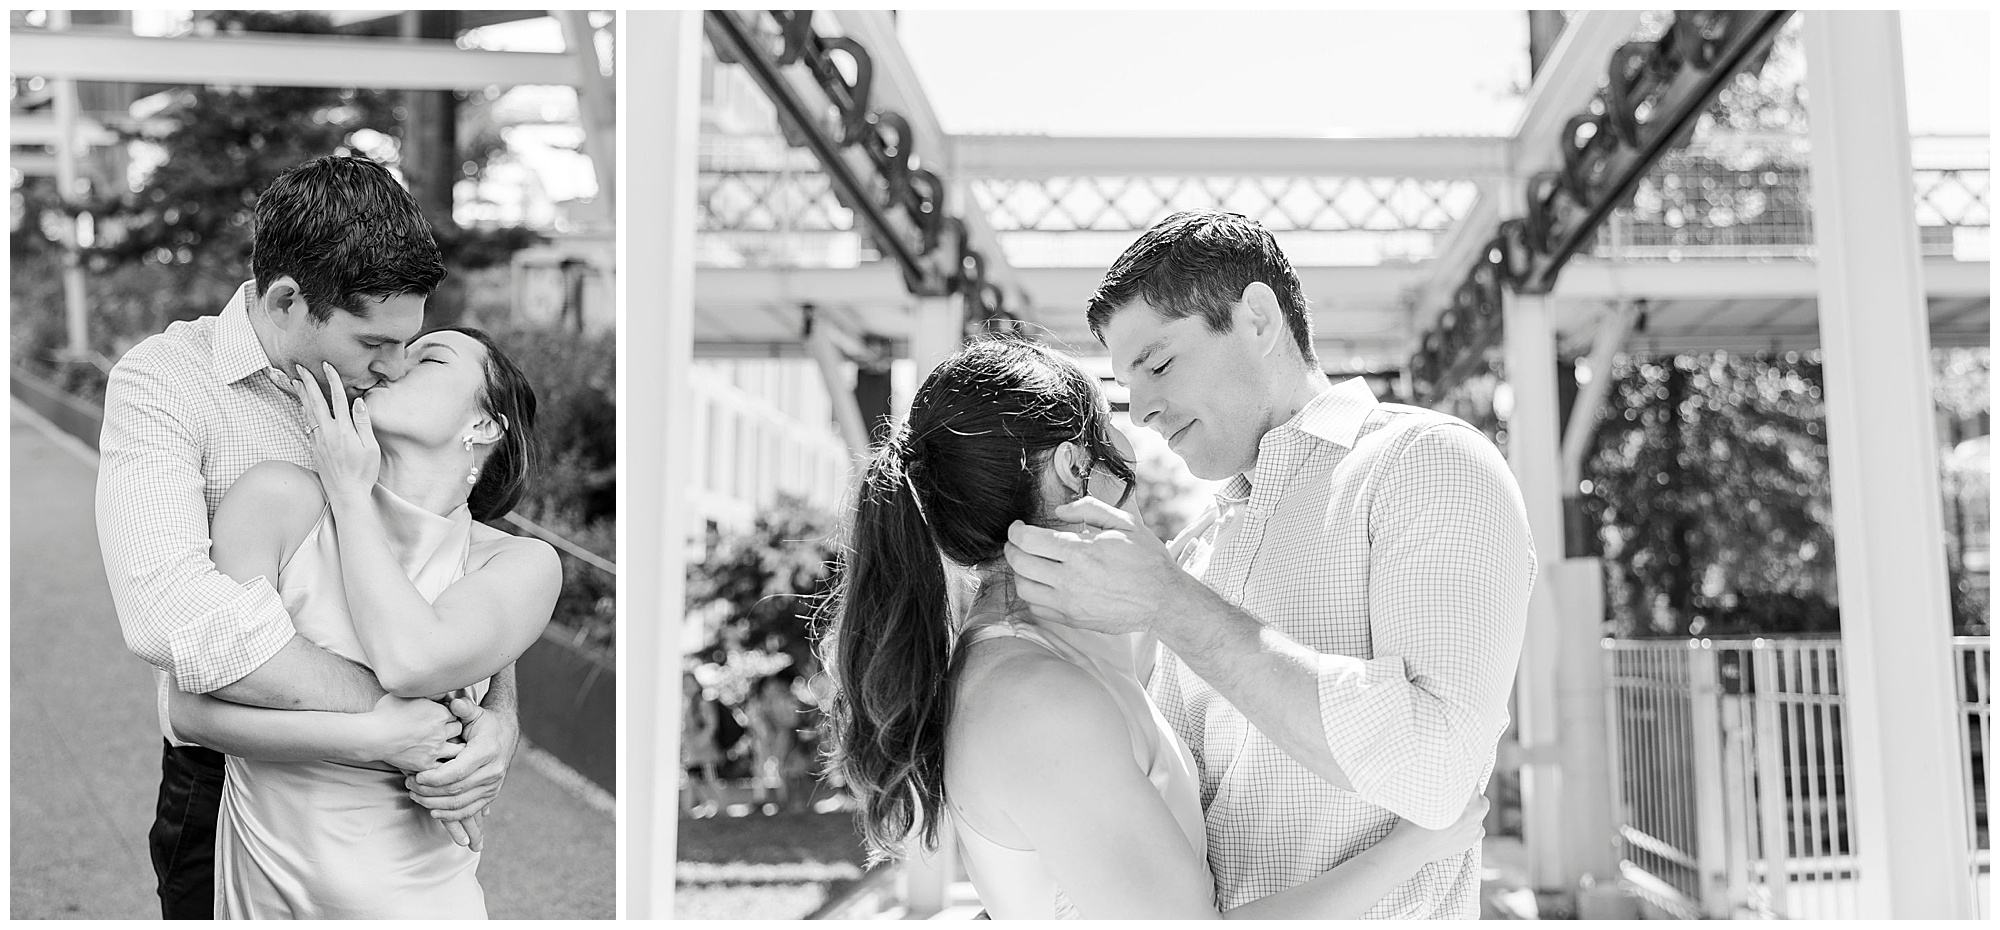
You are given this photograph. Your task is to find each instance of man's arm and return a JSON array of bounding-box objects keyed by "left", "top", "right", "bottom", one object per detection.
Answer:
[
  {"left": 96, "top": 346, "right": 380, "bottom": 710},
  {"left": 1007, "top": 423, "right": 1533, "bottom": 828},
  {"left": 405, "top": 664, "right": 522, "bottom": 829}
]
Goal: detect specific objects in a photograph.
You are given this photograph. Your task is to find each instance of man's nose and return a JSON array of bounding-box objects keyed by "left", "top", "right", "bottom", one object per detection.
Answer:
[
  {"left": 376, "top": 351, "right": 409, "bottom": 382},
  {"left": 1129, "top": 382, "right": 1165, "bottom": 431}
]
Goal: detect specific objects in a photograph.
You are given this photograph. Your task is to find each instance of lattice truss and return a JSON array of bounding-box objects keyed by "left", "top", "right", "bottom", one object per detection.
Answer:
[
  {"left": 697, "top": 135, "right": 1988, "bottom": 257},
  {"left": 969, "top": 176, "right": 1479, "bottom": 233},
  {"left": 698, "top": 137, "right": 854, "bottom": 233},
  {"left": 1600, "top": 140, "right": 1990, "bottom": 258}
]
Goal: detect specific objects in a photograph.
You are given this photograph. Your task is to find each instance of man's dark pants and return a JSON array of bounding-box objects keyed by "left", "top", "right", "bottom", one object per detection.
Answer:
[{"left": 150, "top": 741, "right": 226, "bottom": 919}]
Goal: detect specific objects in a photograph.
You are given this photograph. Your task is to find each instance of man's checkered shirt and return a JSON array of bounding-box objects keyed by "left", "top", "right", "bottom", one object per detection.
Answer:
[
  {"left": 1150, "top": 377, "right": 1535, "bottom": 918},
  {"left": 96, "top": 283, "right": 312, "bottom": 739}
]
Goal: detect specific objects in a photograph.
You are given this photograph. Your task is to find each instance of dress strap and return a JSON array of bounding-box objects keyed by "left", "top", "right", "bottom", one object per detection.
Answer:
[{"left": 957, "top": 620, "right": 1061, "bottom": 656}]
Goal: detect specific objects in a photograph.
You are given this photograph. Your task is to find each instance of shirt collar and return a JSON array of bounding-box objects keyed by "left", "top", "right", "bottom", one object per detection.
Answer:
[
  {"left": 1290, "top": 376, "right": 1378, "bottom": 449},
  {"left": 212, "top": 281, "right": 279, "bottom": 386},
  {"left": 1214, "top": 377, "right": 1378, "bottom": 508}
]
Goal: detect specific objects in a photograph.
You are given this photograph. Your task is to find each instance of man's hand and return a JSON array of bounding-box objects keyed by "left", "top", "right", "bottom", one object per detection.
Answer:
[
  {"left": 407, "top": 695, "right": 519, "bottom": 851},
  {"left": 369, "top": 694, "right": 464, "bottom": 773},
  {"left": 1004, "top": 497, "right": 1206, "bottom": 638}
]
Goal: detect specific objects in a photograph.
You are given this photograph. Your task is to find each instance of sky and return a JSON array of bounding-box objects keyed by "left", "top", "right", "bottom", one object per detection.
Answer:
[{"left": 899, "top": 11, "right": 1991, "bottom": 138}]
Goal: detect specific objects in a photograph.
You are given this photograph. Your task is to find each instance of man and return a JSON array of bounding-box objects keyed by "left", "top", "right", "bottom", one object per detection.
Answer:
[
  {"left": 1006, "top": 211, "right": 1534, "bottom": 918},
  {"left": 96, "top": 155, "right": 522, "bottom": 918}
]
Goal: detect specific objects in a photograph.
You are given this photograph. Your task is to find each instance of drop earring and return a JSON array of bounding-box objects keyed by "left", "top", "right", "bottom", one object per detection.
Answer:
[{"left": 464, "top": 435, "right": 479, "bottom": 486}]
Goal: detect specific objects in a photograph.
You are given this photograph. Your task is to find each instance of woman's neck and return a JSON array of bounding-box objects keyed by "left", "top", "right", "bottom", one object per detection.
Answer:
[
  {"left": 376, "top": 441, "right": 475, "bottom": 517},
  {"left": 964, "top": 551, "right": 1144, "bottom": 673}
]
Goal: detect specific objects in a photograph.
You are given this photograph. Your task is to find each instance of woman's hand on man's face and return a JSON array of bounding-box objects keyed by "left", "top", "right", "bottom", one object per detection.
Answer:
[{"left": 294, "top": 361, "right": 381, "bottom": 502}]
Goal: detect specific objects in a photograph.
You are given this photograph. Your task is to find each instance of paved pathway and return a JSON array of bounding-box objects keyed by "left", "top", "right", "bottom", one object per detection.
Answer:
[{"left": 9, "top": 402, "right": 614, "bottom": 919}]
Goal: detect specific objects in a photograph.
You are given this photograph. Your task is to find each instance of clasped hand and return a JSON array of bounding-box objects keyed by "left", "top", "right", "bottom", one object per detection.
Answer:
[
  {"left": 409, "top": 695, "right": 517, "bottom": 853},
  {"left": 1003, "top": 497, "right": 1195, "bottom": 637}
]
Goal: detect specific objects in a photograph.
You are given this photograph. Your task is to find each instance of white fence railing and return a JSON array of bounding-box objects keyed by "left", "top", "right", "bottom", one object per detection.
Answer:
[{"left": 1605, "top": 635, "right": 1990, "bottom": 919}]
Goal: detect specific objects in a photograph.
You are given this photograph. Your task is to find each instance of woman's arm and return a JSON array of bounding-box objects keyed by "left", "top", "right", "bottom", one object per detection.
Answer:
[
  {"left": 298, "top": 367, "right": 561, "bottom": 697},
  {"left": 1219, "top": 796, "right": 1487, "bottom": 919},
  {"left": 960, "top": 653, "right": 1479, "bottom": 919},
  {"left": 330, "top": 505, "right": 560, "bottom": 697},
  {"left": 185, "top": 460, "right": 457, "bottom": 767},
  {"left": 168, "top": 687, "right": 462, "bottom": 772}
]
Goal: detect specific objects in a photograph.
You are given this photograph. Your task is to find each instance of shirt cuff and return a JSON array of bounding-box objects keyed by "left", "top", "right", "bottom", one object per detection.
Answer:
[
  {"left": 1316, "top": 652, "right": 1417, "bottom": 802},
  {"left": 167, "top": 577, "right": 296, "bottom": 694}
]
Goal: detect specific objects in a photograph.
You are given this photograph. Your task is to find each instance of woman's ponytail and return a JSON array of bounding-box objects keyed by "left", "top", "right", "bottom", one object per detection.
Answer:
[{"left": 820, "top": 440, "right": 956, "bottom": 861}]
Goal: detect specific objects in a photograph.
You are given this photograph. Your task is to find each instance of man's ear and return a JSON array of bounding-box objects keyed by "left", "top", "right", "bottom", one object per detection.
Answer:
[
  {"left": 1238, "top": 282, "right": 1287, "bottom": 358},
  {"left": 261, "top": 276, "right": 310, "bottom": 329}
]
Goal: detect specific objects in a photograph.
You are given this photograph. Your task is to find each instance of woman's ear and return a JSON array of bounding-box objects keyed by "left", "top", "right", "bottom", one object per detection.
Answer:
[
  {"left": 467, "top": 415, "right": 505, "bottom": 449},
  {"left": 1051, "top": 440, "right": 1091, "bottom": 496}
]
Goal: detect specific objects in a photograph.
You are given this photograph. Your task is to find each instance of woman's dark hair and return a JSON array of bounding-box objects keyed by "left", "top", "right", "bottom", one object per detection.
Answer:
[
  {"left": 251, "top": 155, "right": 447, "bottom": 322},
  {"left": 438, "top": 326, "right": 538, "bottom": 521},
  {"left": 818, "top": 336, "right": 1134, "bottom": 862}
]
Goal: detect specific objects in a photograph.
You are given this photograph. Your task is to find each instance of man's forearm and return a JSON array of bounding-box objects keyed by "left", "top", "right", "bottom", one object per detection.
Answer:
[
  {"left": 480, "top": 663, "right": 518, "bottom": 715},
  {"left": 207, "top": 635, "right": 387, "bottom": 712},
  {"left": 1158, "top": 581, "right": 1356, "bottom": 791}
]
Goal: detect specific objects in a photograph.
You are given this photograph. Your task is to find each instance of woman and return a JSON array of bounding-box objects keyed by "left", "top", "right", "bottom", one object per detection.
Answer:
[
  {"left": 167, "top": 328, "right": 561, "bottom": 919},
  {"left": 819, "top": 337, "right": 1484, "bottom": 919}
]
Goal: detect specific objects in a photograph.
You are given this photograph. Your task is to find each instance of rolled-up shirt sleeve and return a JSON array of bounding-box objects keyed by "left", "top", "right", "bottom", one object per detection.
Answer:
[
  {"left": 1316, "top": 422, "right": 1536, "bottom": 828},
  {"left": 95, "top": 345, "right": 295, "bottom": 694}
]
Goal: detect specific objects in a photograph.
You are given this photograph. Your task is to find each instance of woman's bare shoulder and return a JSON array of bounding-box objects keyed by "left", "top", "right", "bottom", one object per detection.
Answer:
[
  {"left": 220, "top": 461, "right": 326, "bottom": 537},
  {"left": 952, "top": 637, "right": 1131, "bottom": 773},
  {"left": 467, "top": 522, "right": 562, "bottom": 576}
]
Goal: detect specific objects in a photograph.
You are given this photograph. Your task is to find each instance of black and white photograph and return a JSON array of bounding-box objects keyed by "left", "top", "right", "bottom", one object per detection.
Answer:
[
  {"left": 624, "top": 9, "right": 1990, "bottom": 922},
  {"left": 10, "top": 10, "right": 616, "bottom": 919}
]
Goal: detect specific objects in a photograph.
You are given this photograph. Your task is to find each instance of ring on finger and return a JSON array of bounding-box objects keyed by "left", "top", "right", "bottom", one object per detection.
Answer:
[{"left": 305, "top": 424, "right": 321, "bottom": 435}]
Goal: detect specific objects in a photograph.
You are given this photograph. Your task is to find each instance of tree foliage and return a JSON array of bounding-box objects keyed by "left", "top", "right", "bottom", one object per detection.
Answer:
[
  {"left": 684, "top": 496, "right": 844, "bottom": 669},
  {"left": 1582, "top": 349, "right": 1989, "bottom": 638}
]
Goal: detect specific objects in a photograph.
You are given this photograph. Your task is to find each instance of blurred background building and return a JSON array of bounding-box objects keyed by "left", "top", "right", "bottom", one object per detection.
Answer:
[{"left": 9, "top": 10, "right": 616, "bottom": 919}]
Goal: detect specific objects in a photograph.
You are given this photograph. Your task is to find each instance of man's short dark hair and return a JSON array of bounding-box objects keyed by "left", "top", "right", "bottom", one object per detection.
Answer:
[
  {"left": 250, "top": 155, "right": 447, "bottom": 323},
  {"left": 1085, "top": 210, "right": 1317, "bottom": 366}
]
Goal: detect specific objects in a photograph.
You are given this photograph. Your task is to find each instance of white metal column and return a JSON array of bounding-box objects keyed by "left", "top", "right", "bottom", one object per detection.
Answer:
[
  {"left": 555, "top": 9, "right": 616, "bottom": 228},
  {"left": 623, "top": 10, "right": 700, "bottom": 920},
  {"left": 47, "top": 10, "right": 91, "bottom": 357},
  {"left": 1502, "top": 290, "right": 1569, "bottom": 894},
  {"left": 1800, "top": 11, "right": 1973, "bottom": 919}
]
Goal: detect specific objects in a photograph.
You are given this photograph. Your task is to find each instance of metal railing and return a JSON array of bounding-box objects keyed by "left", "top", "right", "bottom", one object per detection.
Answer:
[{"left": 1605, "top": 636, "right": 1990, "bottom": 919}]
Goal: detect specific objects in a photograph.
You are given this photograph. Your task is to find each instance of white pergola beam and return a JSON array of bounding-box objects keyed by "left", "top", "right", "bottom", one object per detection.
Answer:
[
  {"left": 555, "top": 10, "right": 616, "bottom": 224},
  {"left": 951, "top": 134, "right": 1513, "bottom": 181},
  {"left": 622, "top": 10, "right": 699, "bottom": 920},
  {"left": 8, "top": 28, "right": 582, "bottom": 90},
  {"left": 1501, "top": 290, "right": 1571, "bottom": 892},
  {"left": 1801, "top": 12, "right": 1972, "bottom": 917},
  {"left": 1560, "top": 301, "right": 1639, "bottom": 488},
  {"left": 690, "top": 257, "right": 1987, "bottom": 352},
  {"left": 1553, "top": 257, "right": 1989, "bottom": 302},
  {"left": 10, "top": 113, "right": 120, "bottom": 148}
]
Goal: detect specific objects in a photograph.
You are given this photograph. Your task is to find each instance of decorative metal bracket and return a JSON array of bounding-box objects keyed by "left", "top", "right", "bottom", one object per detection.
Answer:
[
  {"left": 1411, "top": 10, "right": 1794, "bottom": 404},
  {"left": 705, "top": 9, "right": 1022, "bottom": 334}
]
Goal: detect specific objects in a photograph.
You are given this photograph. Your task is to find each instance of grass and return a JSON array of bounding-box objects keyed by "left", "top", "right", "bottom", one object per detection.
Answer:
[{"left": 674, "top": 806, "right": 880, "bottom": 920}]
